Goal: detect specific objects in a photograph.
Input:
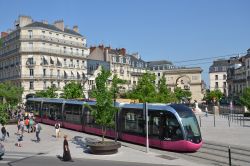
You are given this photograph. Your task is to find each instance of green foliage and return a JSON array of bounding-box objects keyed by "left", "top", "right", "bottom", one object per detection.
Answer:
[
  {"left": 61, "top": 81, "right": 84, "bottom": 99},
  {"left": 205, "top": 89, "right": 223, "bottom": 102},
  {"left": 157, "top": 76, "right": 177, "bottom": 103},
  {"left": 174, "top": 87, "right": 192, "bottom": 103},
  {"left": 127, "top": 72, "right": 157, "bottom": 103},
  {"left": 35, "top": 86, "right": 58, "bottom": 98},
  {"left": 240, "top": 88, "right": 250, "bottom": 110},
  {"left": 111, "top": 74, "right": 126, "bottom": 99},
  {"left": 0, "top": 38, "right": 2, "bottom": 48},
  {"left": 0, "top": 103, "right": 9, "bottom": 125},
  {"left": 0, "top": 81, "right": 23, "bottom": 106},
  {"left": 88, "top": 67, "right": 117, "bottom": 142}
]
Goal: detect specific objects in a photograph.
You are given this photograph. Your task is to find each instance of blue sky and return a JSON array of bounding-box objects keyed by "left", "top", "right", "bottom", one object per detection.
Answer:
[{"left": 1, "top": 0, "right": 250, "bottom": 86}]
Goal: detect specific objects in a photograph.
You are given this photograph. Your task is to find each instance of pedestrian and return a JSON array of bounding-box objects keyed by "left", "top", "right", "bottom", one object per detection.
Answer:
[
  {"left": 62, "top": 135, "right": 72, "bottom": 162},
  {"left": 20, "top": 119, "right": 25, "bottom": 135},
  {"left": 1, "top": 125, "right": 7, "bottom": 141},
  {"left": 55, "top": 122, "right": 60, "bottom": 138},
  {"left": 25, "top": 118, "right": 30, "bottom": 133},
  {"left": 35, "top": 122, "right": 42, "bottom": 142},
  {"left": 29, "top": 118, "right": 34, "bottom": 133},
  {"left": 16, "top": 134, "right": 23, "bottom": 147}
]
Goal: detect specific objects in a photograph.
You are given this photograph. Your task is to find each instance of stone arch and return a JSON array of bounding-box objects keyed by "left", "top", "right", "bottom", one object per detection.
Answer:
[{"left": 175, "top": 75, "right": 191, "bottom": 90}]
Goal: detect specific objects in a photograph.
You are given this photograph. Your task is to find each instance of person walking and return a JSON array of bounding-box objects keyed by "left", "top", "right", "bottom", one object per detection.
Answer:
[
  {"left": 62, "top": 135, "right": 72, "bottom": 162},
  {"left": 25, "top": 118, "right": 30, "bottom": 133},
  {"left": 1, "top": 125, "right": 7, "bottom": 141},
  {"left": 35, "top": 122, "right": 42, "bottom": 142},
  {"left": 55, "top": 122, "right": 60, "bottom": 139},
  {"left": 29, "top": 118, "right": 34, "bottom": 133}
]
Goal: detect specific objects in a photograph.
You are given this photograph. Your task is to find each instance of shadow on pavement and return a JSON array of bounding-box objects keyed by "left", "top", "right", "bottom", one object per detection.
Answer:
[{"left": 71, "top": 136, "right": 90, "bottom": 153}]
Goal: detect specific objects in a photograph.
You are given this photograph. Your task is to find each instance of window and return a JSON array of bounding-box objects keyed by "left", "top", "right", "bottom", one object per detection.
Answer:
[
  {"left": 43, "top": 69, "right": 46, "bottom": 76},
  {"left": 28, "top": 30, "right": 33, "bottom": 38},
  {"left": 223, "top": 74, "right": 227, "bottom": 80},
  {"left": 223, "top": 82, "right": 226, "bottom": 88},
  {"left": 64, "top": 59, "right": 67, "bottom": 66},
  {"left": 29, "top": 81, "right": 34, "bottom": 90},
  {"left": 57, "top": 70, "right": 60, "bottom": 77},
  {"left": 122, "top": 108, "right": 144, "bottom": 134},
  {"left": 158, "top": 73, "right": 160, "bottom": 77},
  {"left": 30, "top": 69, "right": 34, "bottom": 76},
  {"left": 215, "top": 82, "right": 219, "bottom": 89},
  {"left": 215, "top": 75, "right": 218, "bottom": 80},
  {"left": 43, "top": 81, "right": 47, "bottom": 89}
]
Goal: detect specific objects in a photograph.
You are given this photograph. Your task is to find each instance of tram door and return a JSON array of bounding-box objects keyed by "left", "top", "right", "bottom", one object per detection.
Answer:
[{"left": 148, "top": 110, "right": 164, "bottom": 148}]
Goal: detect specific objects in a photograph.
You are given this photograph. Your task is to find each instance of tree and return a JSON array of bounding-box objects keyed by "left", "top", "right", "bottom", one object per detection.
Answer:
[
  {"left": 61, "top": 81, "right": 84, "bottom": 99},
  {"left": 240, "top": 87, "right": 250, "bottom": 110},
  {"left": 128, "top": 72, "right": 157, "bottom": 103},
  {"left": 0, "top": 38, "right": 2, "bottom": 48},
  {"left": 0, "top": 82, "right": 23, "bottom": 125},
  {"left": 157, "top": 76, "right": 177, "bottom": 103},
  {"left": 205, "top": 89, "right": 223, "bottom": 103},
  {"left": 0, "top": 81, "right": 23, "bottom": 106},
  {"left": 174, "top": 87, "right": 192, "bottom": 103},
  {"left": 111, "top": 74, "right": 126, "bottom": 100},
  {"left": 35, "top": 86, "right": 58, "bottom": 98},
  {"left": 88, "top": 67, "right": 117, "bottom": 142},
  {"left": 0, "top": 104, "right": 9, "bottom": 125}
]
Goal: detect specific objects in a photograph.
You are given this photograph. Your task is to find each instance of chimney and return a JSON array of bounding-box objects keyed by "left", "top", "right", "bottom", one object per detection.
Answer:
[
  {"left": 16, "top": 15, "right": 32, "bottom": 28},
  {"left": 1, "top": 32, "right": 8, "bottom": 38},
  {"left": 73, "top": 25, "right": 79, "bottom": 33},
  {"left": 99, "top": 45, "right": 104, "bottom": 50},
  {"left": 120, "top": 48, "right": 126, "bottom": 56},
  {"left": 90, "top": 46, "right": 96, "bottom": 53},
  {"left": 54, "top": 20, "right": 64, "bottom": 31}
]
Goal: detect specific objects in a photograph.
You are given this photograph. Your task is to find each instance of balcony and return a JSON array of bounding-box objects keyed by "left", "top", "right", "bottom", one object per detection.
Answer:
[
  {"left": 19, "top": 47, "right": 87, "bottom": 58},
  {"left": 26, "top": 61, "right": 36, "bottom": 67},
  {"left": 20, "top": 35, "right": 86, "bottom": 48},
  {"left": 21, "top": 74, "right": 85, "bottom": 81}
]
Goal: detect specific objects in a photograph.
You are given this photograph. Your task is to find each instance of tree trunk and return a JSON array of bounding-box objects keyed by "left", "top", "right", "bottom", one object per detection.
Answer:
[{"left": 102, "top": 126, "right": 106, "bottom": 143}]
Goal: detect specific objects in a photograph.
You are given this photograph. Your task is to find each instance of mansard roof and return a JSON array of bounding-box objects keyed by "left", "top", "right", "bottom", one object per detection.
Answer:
[{"left": 24, "top": 22, "right": 83, "bottom": 37}]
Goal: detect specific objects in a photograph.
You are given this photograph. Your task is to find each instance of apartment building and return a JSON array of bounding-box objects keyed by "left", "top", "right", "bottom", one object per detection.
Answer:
[
  {"left": 148, "top": 61, "right": 203, "bottom": 102},
  {"left": 227, "top": 50, "right": 250, "bottom": 98},
  {"left": 209, "top": 57, "right": 241, "bottom": 96},
  {"left": 0, "top": 16, "right": 89, "bottom": 100},
  {"left": 88, "top": 45, "right": 147, "bottom": 91}
]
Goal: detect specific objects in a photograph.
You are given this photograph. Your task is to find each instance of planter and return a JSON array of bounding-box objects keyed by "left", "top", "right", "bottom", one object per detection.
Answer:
[{"left": 88, "top": 141, "right": 121, "bottom": 155}]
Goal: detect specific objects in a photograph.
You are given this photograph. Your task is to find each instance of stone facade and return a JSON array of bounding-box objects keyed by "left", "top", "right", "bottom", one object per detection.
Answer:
[
  {"left": 0, "top": 16, "right": 89, "bottom": 100},
  {"left": 88, "top": 45, "right": 147, "bottom": 92},
  {"left": 209, "top": 57, "right": 241, "bottom": 96},
  {"left": 148, "top": 61, "right": 203, "bottom": 102}
]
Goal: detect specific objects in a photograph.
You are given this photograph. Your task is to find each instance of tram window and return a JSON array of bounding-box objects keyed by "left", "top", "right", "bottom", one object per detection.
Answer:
[
  {"left": 162, "top": 112, "right": 183, "bottom": 141},
  {"left": 64, "top": 104, "right": 82, "bottom": 124},
  {"left": 149, "top": 111, "right": 161, "bottom": 138},
  {"left": 122, "top": 108, "right": 144, "bottom": 135},
  {"left": 42, "top": 103, "right": 62, "bottom": 120},
  {"left": 83, "top": 105, "right": 101, "bottom": 128}
]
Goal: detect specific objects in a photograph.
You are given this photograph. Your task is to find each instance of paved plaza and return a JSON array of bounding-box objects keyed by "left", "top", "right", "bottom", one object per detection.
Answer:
[{"left": 0, "top": 113, "right": 249, "bottom": 166}]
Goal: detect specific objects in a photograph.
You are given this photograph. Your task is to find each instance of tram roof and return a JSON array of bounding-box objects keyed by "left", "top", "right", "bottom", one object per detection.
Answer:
[{"left": 27, "top": 98, "right": 191, "bottom": 115}]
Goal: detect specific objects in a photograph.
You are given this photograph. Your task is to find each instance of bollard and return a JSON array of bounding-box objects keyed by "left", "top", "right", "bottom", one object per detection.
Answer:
[
  {"left": 214, "top": 113, "right": 216, "bottom": 127},
  {"left": 243, "top": 116, "right": 245, "bottom": 127},
  {"left": 228, "top": 115, "right": 230, "bottom": 127},
  {"left": 228, "top": 146, "right": 232, "bottom": 166},
  {"left": 240, "top": 115, "right": 242, "bottom": 126},
  {"left": 199, "top": 116, "right": 201, "bottom": 127}
]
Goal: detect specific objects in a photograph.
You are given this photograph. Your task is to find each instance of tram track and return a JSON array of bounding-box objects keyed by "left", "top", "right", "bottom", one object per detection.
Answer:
[{"left": 121, "top": 141, "right": 250, "bottom": 166}]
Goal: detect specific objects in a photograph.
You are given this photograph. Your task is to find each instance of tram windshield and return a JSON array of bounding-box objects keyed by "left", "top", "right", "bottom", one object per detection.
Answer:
[{"left": 170, "top": 104, "right": 202, "bottom": 143}]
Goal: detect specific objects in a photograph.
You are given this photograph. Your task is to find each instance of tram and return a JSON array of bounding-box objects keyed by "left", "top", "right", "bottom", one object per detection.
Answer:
[{"left": 26, "top": 98, "right": 202, "bottom": 152}]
